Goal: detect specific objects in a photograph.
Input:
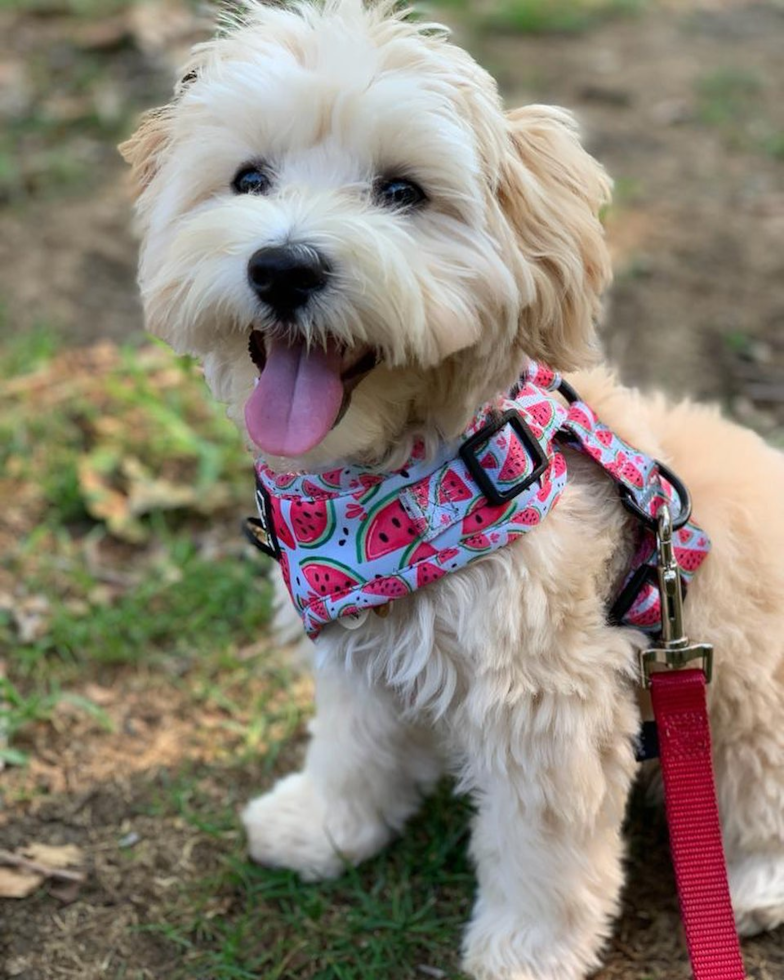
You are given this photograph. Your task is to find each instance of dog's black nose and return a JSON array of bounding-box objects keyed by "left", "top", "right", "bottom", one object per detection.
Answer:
[{"left": 248, "top": 245, "right": 329, "bottom": 315}]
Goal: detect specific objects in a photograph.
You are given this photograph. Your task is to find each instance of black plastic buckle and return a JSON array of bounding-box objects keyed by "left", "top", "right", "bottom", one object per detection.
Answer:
[
  {"left": 459, "top": 409, "right": 549, "bottom": 507},
  {"left": 609, "top": 561, "right": 690, "bottom": 628},
  {"left": 243, "top": 478, "right": 281, "bottom": 560},
  {"left": 609, "top": 564, "right": 658, "bottom": 626},
  {"left": 618, "top": 460, "right": 692, "bottom": 531}
]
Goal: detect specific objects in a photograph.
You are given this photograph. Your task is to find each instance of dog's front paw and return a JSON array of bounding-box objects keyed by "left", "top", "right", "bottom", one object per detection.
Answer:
[
  {"left": 242, "top": 773, "right": 345, "bottom": 881},
  {"left": 242, "top": 772, "right": 393, "bottom": 882},
  {"left": 462, "top": 910, "right": 591, "bottom": 980}
]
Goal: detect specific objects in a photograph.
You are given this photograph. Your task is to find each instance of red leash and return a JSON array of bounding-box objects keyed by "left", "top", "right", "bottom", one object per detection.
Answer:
[
  {"left": 650, "top": 670, "right": 746, "bottom": 979},
  {"left": 642, "top": 503, "right": 746, "bottom": 979}
]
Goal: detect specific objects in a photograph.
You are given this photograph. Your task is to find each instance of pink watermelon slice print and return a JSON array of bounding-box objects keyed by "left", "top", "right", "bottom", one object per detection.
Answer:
[
  {"left": 302, "top": 478, "right": 332, "bottom": 499},
  {"left": 620, "top": 461, "right": 645, "bottom": 489},
  {"left": 498, "top": 438, "right": 530, "bottom": 482},
  {"left": 674, "top": 546, "right": 704, "bottom": 573},
  {"left": 463, "top": 532, "right": 492, "bottom": 551},
  {"left": 279, "top": 552, "right": 292, "bottom": 592},
  {"left": 536, "top": 478, "right": 552, "bottom": 502},
  {"left": 568, "top": 404, "right": 595, "bottom": 430},
  {"left": 362, "top": 576, "right": 410, "bottom": 599},
  {"left": 302, "top": 559, "right": 364, "bottom": 596},
  {"left": 271, "top": 471, "right": 298, "bottom": 490},
  {"left": 530, "top": 365, "right": 555, "bottom": 389},
  {"left": 359, "top": 496, "right": 422, "bottom": 562},
  {"left": 320, "top": 468, "right": 345, "bottom": 489},
  {"left": 460, "top": 498, "right": 513, "bottom": 542},
  {"left": 437, "top": 471, "right": 473, "bottom": 504},
  {"left": 269, "top": 495, "right": 296, "bottom": 550},
  {"left": 596, "top": 428, "right": 613, "bottom": 447},
  {"left": 308, "top": 597, "right": 330, "bottom": 622},
  {"left": 511, "top": 507, "right": 541, "bottom": 527},
  {"left": 527, "top": 400, "right": 554, "bottom": 429},
  {"left": 403, "top": 540, "right": 439, "bottom": 564},
  {"left": 416, "top": 563, "right": 446, "bottom": 588},
  {"left": 437, "top": 547, "right": 460, "bottom": 564},
  {"left": 289, "top": 498, "right": 336, "bottom": 547}
]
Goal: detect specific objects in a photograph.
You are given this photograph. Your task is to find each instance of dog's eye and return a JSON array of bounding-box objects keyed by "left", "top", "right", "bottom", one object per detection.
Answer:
[
  {"left": 233, "top": 165, "right": 272, "bottom": 196},
  {"left": 374, "top": 178, "right": 427, "bottom": 211}
]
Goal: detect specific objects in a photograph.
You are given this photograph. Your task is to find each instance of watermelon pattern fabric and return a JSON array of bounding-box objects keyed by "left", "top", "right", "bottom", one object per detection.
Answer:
[
  {"left": 523, "top": 362, "right": 711, "bottom": 631},
  {"left": 255, "top": 361, "right": 711, "bottom": 639},
  {"left": 256, "top": 377, "right": 570, "bottom": 636}
]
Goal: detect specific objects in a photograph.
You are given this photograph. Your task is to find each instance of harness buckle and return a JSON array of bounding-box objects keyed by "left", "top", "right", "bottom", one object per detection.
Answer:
[
  {"left": 459, "top": 409, "right": 549, "bottom": 507},
  {"left": 245, "top": 477, "right": 281, "bottom": 560},
  {"left": 639, "top": 503, "right": 713, "bottom": 688}
]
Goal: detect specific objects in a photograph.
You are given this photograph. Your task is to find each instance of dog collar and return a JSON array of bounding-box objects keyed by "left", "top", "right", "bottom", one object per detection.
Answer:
[{"left": 248, "top": 362, "right": 711, "bottom": 639}]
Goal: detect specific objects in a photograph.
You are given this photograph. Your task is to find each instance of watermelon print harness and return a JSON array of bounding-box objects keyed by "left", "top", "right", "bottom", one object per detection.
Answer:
[{"left": 249, "top": 362, "right": 711, "bottom": 639}]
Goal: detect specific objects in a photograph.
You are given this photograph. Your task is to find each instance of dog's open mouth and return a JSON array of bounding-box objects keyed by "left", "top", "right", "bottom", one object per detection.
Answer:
[{"left": 244, "top": 329, "right": 379, "bottom": 456}]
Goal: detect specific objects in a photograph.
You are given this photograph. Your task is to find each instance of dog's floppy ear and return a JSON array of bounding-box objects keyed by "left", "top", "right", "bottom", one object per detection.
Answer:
[
  {"left": 499, "top": 105, "right": 612, "bottom": 371},
  {"left": 119, "top": 106, "right": 174, "bottom": 199}
]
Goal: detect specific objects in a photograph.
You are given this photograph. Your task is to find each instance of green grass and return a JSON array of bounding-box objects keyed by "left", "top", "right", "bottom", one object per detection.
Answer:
[
  {"left": 694, "top": 67, "right": 784, "bottom": 159},
  {"left": 0, "top": 317, "right": 61, "bottom": 375},
  {"left": 696, "top": 68, "right": 763, "bottom": 128},
  {"left": 151, "top": 780, "right": 474, "bottom": 980},
  {"left": 434, "top": 0, "right": 646, "bottom": 35},
  {"left": 761, "top": 130, "right": 784, "bottom": 160},
  {"left": 1, "top": 326, "right": 271, "bottom": 728},
  {"left": 0, "top": 675, "right": 112, "bottom": 766},
  {"left": 1, "top": 0, "right": 144, "bottom": 15},
  {"left": 0, "top": 330, "right": 250, "bottom": 534},
  {"left": 5, "top": 542, "right": 272, "bottom": 676}
]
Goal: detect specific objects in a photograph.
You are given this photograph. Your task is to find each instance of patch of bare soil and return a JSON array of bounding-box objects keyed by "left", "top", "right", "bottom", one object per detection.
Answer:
[
  {"left": 0, "top": 190, "right": 145, "bottom": 346},
  {"left": 1, "top": 668, "right": 310, "bottom": 980}
]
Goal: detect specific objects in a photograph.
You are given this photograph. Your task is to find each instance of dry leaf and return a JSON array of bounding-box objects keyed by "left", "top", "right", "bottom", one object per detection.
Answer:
[
  {"left": 0, "top": 844, "right": 86, "bottom": 901},
  {"left": 77, "top": 455, "right": 142, "bottom": 542},
  {"left": 0, "top": 867, "right": 44, "bottom": 900},
  {"left": 21, "top": 843, "right": 83, "bottom": 869}
]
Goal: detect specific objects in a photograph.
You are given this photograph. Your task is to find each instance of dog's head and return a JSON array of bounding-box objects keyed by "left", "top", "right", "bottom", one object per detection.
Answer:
[{"left": 121, "top": 0, "right": 612, "bottom": 468}]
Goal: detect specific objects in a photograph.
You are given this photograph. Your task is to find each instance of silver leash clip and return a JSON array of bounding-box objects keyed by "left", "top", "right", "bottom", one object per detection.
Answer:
[{"left": 639, "top": 502, "right": 713, "bottom": 689}]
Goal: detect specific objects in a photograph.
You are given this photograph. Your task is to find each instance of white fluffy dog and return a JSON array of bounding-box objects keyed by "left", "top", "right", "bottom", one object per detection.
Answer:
[{"left": 122, "top": 2, "right": 784, "bottom": 976}]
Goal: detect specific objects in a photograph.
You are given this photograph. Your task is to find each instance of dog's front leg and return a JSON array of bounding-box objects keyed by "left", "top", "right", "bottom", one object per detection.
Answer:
[
  {"left": 243, "top": 657, "right": 442, "bottom": 881},
  {"left": 459, "top": 682, "right": 638, "bottom": 980}
]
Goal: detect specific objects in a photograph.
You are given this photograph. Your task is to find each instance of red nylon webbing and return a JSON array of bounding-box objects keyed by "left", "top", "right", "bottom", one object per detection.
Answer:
[{"left": 650, "top": 669, "right": 746, "bottom": 980}]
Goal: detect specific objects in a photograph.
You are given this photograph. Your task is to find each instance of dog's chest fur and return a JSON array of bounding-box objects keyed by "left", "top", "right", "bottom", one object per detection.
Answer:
[{"left": 317, "top": 448, "right": 639, "bottom": 722}]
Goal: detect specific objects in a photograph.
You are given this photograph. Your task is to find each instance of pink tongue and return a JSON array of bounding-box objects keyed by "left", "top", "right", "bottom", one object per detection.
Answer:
[{"left": 245, "top": 338, "right": 344, "bottom": 456}]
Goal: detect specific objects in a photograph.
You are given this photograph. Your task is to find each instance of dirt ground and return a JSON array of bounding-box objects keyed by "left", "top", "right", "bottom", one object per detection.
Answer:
[{"left": 1, "top": 1, "right": 783, "bottom": 978}]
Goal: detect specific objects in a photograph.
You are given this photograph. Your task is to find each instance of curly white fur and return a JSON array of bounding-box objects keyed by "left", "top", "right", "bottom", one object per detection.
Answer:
[{"left": 122, "top": 2, "right": 784, "bottom": 976}]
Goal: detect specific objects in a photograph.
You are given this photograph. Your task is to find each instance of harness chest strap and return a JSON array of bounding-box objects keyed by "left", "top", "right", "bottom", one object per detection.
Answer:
[{"left": 252, "top": 361, "right": 710, "bottom": 638}]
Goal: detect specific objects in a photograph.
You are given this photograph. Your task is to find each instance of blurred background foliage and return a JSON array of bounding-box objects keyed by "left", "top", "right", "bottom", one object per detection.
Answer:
[{"left": 0, "top": 1, "right": 782, "bottom": 978}]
